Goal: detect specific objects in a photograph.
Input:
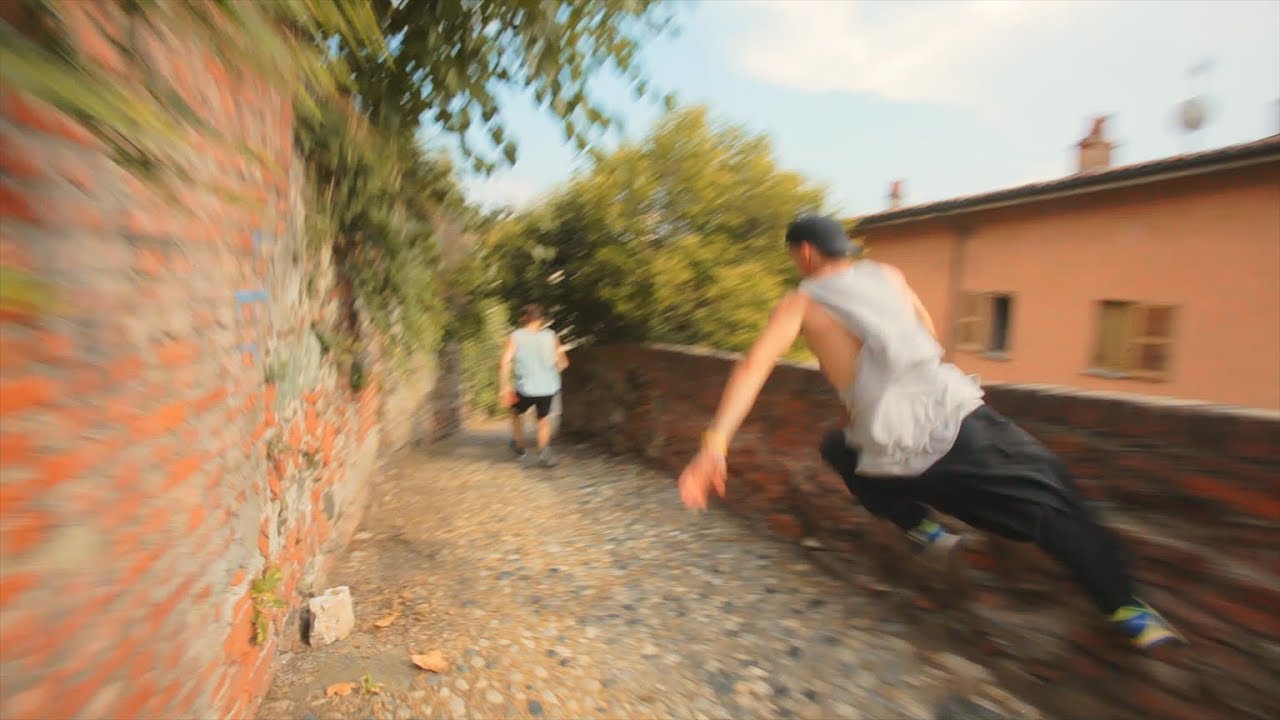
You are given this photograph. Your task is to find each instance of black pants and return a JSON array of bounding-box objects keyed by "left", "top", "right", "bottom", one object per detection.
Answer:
[{"left": 820, "top": 405, "right": 1135, "bottom": 614}]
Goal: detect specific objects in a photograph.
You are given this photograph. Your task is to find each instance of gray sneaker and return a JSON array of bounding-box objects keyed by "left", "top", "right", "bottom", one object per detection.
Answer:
[
  {"left": 911, "top": 528, "right": 968, "bottom": 588},
  {"left": 915, "top": 528, "right": 963, "bottom": 563},
  {"left": 537, "top": 449, "right": 559, "bottom": 467}
]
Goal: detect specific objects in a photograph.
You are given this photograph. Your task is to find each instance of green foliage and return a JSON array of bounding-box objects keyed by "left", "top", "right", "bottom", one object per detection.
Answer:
[
  {"left": 297, "top": 103, "right": 457, "bottom": 357},
  {"left": 300, "top": 0, "right": 678, "bottom": 357},
  {"left": 459, "top": 300, "right": 511, "bottom": 417},
  {"left": 0, "top": 0, "right": 377, "bottom": 177},
  {"left": 3, "top": 0, "right": 677, "bottom": 374},
  {"left": 0, "top": 266, "right": 59, "bottom": 318},
  {"left": 249, "top": 567, "right": 286, "bottom": 646},
  {"left": 329, "top": 0, "right": 677, "bottom": 172},
  {"left": 349, "top": 358, "right": 367, "bottom": 393},
  {"left": 359, "top": 674, "right": 385, "bottom": 695},
  {"left": 486, "top": 106, "right": 826, "bottom": 355},
  {"left": 312, "top": 324, "right": 368, "bottom": 392}
]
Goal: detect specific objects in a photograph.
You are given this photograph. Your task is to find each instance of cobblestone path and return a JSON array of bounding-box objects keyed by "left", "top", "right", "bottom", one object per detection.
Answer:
[{"left": 257, "top": 426, "right": 1042, "bottom": 720}]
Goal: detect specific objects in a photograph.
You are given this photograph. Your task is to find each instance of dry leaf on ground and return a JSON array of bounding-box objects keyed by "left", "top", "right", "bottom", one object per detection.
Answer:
[
  {"left": 410, "top": 651, "right": 448, "bottom": 672},
  {"left": 325, "top": 682, "right": 357, "bottom": 697}
]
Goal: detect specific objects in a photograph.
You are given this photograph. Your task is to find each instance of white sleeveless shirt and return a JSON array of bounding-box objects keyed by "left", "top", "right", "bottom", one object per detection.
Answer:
[{"left": 799, "top": 262, "right": 984, "bottom": 476}]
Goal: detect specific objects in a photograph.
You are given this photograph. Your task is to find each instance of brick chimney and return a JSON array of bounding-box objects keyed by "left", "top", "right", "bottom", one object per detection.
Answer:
[
  {"left": 1077, "top": 116, "right": 1113, "bottom": 173},
  {"left": 887, "top": 179, "right": 905, "bottom": 209}
]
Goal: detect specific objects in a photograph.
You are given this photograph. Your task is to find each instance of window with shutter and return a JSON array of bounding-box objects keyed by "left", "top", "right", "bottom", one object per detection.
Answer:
[
  {"left": 1128, "top": 304, "right": 1176, "bottom": 379},
  {"left": 955, "top": 292, "right": 983, "bottom": 351},
  {"left": 1091, "top": 300, "right": 1176, "bottom": 380},
  {"left": 1095, "top": 301, "right": 1132, "bottom": 369},
  {"left": 954, "top": 291, "right": 1011, "bottom": 355}
]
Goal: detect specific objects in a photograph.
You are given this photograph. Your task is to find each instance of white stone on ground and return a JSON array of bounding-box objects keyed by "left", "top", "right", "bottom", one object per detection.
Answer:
[{"left": 307, "top": 586, "right": 355, "bottom": 647}]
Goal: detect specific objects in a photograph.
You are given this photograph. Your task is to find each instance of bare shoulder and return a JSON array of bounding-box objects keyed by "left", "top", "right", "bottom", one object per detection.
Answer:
[
  {"left": 877, "top": 262, "right": 906, "bottom": 282},
  {"left": 877, "top": 263, "right": 918, "bottom": 294},
  {"left": 775, "top": 290, "right": 811, "bottom": 315}
]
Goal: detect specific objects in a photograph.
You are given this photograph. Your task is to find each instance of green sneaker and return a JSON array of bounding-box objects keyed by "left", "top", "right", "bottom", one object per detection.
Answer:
[
  {"left": 1110, "top": 599, "right": 1187, "bottom": 652},
  {"left": 907, "top": 520, "right": 965, "bottom": 572}
]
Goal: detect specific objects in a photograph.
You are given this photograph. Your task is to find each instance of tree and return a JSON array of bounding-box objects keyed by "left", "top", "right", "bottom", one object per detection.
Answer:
[
  {"left": 3, "top": 0, "right": 679, "bottom": 372},
  {"left": 293, "top": 0, "right": 678, "bottom": 360},
  {"left": 295, "top": 0, "right": 678, "bottom": 354},
  {"left": 486, "top": 106, "right": 827, "bottom": 355},
  {"left": 326, "top": 0, "right": 677, "bottom": 170}
]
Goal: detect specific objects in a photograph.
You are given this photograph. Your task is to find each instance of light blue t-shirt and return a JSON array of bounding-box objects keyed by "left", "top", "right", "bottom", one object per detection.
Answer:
[{"left": 512, "top": 327, "right": 561, "bottom": 397}]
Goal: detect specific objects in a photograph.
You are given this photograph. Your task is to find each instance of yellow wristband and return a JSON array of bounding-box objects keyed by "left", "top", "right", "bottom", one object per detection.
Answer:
[{"left": 702, "top": 430, "right": 728, "bottom": 456}]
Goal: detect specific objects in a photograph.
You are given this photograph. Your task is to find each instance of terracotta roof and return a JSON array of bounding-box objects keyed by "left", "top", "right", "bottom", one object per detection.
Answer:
[{"left": 852, "top": 134, "right": 1280, "bottom": 230}]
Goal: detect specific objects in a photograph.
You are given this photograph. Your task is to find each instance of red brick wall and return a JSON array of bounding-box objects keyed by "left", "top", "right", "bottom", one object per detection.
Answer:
[
  {"left": 562, "top": 344, "right": 1280, "bottom": 720},
  {"left": 0, "top": 6, "right": 451, "bottom": 719}
]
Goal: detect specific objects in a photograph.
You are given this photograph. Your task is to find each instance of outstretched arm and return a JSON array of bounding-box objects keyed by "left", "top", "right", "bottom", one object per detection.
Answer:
[
  {"left": 679, "top": 292, "right": 808, "bottom": 511},
  {"left": 705, "top": 292, "right": 808, "bottom": 443}
]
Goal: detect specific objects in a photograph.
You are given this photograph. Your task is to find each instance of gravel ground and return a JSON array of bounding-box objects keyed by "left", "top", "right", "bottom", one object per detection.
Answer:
[{"left": 256, "top": 425, "right": 1043, "bottom": 720}]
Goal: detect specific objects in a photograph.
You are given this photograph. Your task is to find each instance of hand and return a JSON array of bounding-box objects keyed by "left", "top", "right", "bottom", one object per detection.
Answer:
[
  {"left": 499, "top": 387, "right": 515, "bottom": 408},
  {"left": 678, "top": 448, "right": 727, "bottom": 512}
]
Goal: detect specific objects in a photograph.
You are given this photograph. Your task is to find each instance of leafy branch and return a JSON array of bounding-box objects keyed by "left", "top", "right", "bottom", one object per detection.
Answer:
[{"left": 249, "top": 567, "right": 286, "bottom": 645}]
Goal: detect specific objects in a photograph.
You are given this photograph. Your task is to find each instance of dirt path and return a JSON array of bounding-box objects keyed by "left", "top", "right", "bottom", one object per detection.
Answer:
[{"left": 256, "top": 425, "right": 1040, "bottom": 720}]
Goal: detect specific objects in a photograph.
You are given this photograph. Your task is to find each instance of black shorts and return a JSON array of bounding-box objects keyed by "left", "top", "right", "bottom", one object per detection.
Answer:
[{"left": 511, "top": 393, "right": 554, "bottom": 419}]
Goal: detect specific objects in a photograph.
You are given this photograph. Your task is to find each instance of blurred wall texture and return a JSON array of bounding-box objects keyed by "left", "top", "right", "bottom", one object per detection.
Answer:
[{"left": 0, "top": 5, "right": 454, "bottom": 719}]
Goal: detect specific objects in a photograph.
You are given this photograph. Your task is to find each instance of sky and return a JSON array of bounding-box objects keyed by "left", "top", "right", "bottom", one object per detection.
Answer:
[{"left": 429, "top": 0, "right": 1280, "bottom": 217}]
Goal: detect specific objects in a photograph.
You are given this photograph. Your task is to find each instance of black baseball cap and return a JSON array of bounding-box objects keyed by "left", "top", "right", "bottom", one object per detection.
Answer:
[{"left": 785, "top": 215, "right": 861, "bottom": 257}]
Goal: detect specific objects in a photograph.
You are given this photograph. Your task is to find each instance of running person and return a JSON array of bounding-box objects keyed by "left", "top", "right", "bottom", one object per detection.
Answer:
[
  {"left": 677, "top": 215, "right": 1185, "bottom": 652},
  {"left": 500, "top": 304, "right": 569, "bottom": 466}
]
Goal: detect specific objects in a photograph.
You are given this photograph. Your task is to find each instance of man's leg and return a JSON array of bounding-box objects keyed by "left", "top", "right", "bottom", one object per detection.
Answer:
[
  {"left": 820, "top": 428, "right": 963, "bottom": 568},
  {"left": 533, "top": 396, "right": 557, "bottom": 466},
  {"left": 924, "top": 406, "right": 1184, "bottom": 651},
  {"left": 1035, "top": 498, "right": 1135, "bottom": 615},
  {"left": 510, "top": 395, "right": 529, "bottom": 457},
  {"left": 820, "top": 429, "right": 928, "bottom": 530},
  {"left": 536, "top": 416, "right": 552, "bottom": 451}
]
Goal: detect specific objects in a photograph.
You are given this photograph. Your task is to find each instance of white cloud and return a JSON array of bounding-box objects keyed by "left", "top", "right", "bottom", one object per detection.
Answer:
[
  {"left": 732, "top": 0, "right": 1075, "bottom": 112},
  {"left": 463, "top": 171, "right": 544, "bottom": 211},
  {"left": 726, "top": 0, "right": 1280, "bottom": 152}
]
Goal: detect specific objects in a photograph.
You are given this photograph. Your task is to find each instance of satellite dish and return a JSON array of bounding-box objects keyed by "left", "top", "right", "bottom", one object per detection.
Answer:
[
  {"left": 1180, "top": 97, "right": 1207, "bottom": 132},
  {"left": 1177, "top": 59, "right": 1212, "bottom": 136}
]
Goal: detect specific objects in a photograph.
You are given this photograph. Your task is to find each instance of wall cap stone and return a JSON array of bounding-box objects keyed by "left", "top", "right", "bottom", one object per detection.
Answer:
[{"left": 620, "top": 344, "right": 1279, "bottom": 420}]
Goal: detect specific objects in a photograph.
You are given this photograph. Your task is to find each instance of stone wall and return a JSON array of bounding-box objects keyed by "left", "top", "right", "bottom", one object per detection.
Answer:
[
  {"left": 0, "top": 6, "right": 453, "bottom": 719},
  {"left": 562, "top": 344, "right": 1280, "bottom": 720}
]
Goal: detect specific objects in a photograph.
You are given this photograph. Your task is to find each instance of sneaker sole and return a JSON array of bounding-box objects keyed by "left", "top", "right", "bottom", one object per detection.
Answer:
[{"left": 1139, "top": 633, "right": 1188, "bottom": 653}]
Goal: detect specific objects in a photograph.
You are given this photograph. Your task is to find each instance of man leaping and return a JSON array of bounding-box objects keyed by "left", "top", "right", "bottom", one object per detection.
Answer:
[{"left": 676, "top": 215, "right": 1185, "bottom": 652}]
